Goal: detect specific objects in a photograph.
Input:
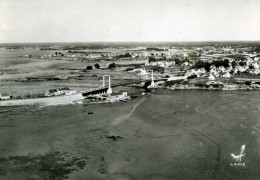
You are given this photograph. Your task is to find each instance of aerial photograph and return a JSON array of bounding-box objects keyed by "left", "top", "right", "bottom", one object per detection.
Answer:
[{"left": 0, "top": 0, "right": 260, "bottom": 179}]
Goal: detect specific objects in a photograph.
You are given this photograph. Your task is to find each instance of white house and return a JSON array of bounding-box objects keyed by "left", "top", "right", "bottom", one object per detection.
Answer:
[
  {"left": 208, "top": 73, "right": 216, "bottom": 80},
  {"left": 222, "top": 72, "right": 231, "bottom": 78},
  {"left": 0, "top": 93, "right": 11, "bottom": 100},
  {"left": 45, "top": 87, "right": 74, "bottom": 96},
  {"left": 138, "top": 68, "right": 148, "bottom": 75},
  {"left": 253, "top": 62, "right": 259, "bottom": 69}
]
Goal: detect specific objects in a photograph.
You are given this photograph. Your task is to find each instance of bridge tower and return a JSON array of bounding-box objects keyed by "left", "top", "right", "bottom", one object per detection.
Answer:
[
  {"left": 147, "top": 70, "right": 155, "bottom": 87},
  {"left": 151, "top": 70, "right": 155, "bottom": 87},
  {"left": 103, "top": 75, "right": 112, "bottom": 95}
]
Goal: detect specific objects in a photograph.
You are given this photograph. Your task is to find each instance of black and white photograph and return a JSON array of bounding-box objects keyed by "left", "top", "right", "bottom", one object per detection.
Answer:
[{"left": 0, "top": 0, "right": 260, "bottom": 179}]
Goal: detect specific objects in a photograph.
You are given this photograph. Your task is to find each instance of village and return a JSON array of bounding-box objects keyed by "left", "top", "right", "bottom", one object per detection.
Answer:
[
  {"left": 69, "top": 43, "right": 260, "bottom": 91},
  {"left": 1, "top": 43, "right": 260, "bottom": 102}
]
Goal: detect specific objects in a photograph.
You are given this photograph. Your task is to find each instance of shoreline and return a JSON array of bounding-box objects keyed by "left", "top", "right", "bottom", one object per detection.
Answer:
[{"left": 0, "top": 93, "right": 84, "bottom": 106}]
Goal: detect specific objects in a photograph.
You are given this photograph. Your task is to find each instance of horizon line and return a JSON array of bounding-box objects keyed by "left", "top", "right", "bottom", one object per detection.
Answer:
[{"left": 1, "top": 40, "right": 260, "bottom": 44}]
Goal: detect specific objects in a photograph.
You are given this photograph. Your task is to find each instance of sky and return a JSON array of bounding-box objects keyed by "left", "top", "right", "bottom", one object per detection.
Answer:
[{"left": 0, "top": 0, "right": 260, "bottom": 43}]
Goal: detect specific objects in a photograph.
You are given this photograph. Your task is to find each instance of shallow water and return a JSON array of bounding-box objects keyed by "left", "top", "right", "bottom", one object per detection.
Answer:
[{"left": 0, "top": 90, "right": 260, "bottom": 179}]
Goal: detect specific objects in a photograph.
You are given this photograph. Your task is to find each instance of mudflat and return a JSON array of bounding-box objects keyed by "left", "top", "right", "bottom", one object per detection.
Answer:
[{"left": 0, "top": 90, "right": 259, "bottom": 180}]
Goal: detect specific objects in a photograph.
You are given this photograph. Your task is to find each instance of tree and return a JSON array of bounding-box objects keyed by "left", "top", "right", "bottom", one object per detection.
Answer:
[
  {"left": 174, "top": 58, "right": 182, "bottom": 65},
  {"left": 108, "top": 62, "right": 116, "bottom": 69},
  {"left": 194, "top": 60, "right": 211, "bottom": 72},
  {"left": 245, "top": 81, "right": 251, "bottom": 85},
  {"left": 117, "top": 53, "right": 132, "bottom": 58},
  {"left": 187, "top": 74, "right": 197, "bottom": 79},
  {"left": 239, "top": 61, "right": 246, "bottom": 66},
  {"left": 86, "top": 66, "right": 93, "bottom": 70},
  {"left": 94, "top": 63, "right": 100, "bottom": 69},
  {"left": 149, "top": 57, "right": 157, "bottom": 63},
  {"left": 148, "top": 66, "right": 164, "bottom": 73},
  {"left": 211, "top": 59, "right": 229, "bottom": 68},
  {"left": 231, "top": 61, "right": 236, "bottom": 68}
]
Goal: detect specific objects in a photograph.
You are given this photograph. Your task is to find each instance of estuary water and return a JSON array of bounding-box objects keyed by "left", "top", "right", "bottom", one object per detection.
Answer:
[{"left": 0, "top": 89, "right": 260, "bottom": 179}]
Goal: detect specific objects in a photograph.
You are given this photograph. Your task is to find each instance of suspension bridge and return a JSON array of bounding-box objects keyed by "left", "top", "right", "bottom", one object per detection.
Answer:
[{"left": 81, "top": 70, "right": 167, "bottom": 96}]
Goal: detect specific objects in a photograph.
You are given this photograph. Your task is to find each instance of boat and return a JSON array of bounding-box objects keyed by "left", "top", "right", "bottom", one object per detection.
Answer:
[{"left": 119, "top": 99, "right": 128, "bottom": 102}]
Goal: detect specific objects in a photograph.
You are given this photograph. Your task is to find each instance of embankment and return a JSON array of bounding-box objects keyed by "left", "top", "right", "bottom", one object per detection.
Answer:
[{"left": 0, "top": 93, "right": 84, "bottom": 106}]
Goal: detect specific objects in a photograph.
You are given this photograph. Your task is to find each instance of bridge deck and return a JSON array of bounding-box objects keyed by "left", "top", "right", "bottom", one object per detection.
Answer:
[{"left": 81, "top": 78, "right": 167, "bottom": 96}]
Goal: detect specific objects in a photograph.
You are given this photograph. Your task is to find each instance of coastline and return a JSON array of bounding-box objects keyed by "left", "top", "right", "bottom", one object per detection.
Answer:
[{"left": 0, "top": 93, "right": 84, "bottom": 106}]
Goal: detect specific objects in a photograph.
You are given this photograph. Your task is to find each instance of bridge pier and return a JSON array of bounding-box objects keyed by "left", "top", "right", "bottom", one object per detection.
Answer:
[
  {"left": 148, "top": 70, "right": 155, "bottom": 87},
  {"left": 103, "top": 75, "right": 112, "bottom": 95}
]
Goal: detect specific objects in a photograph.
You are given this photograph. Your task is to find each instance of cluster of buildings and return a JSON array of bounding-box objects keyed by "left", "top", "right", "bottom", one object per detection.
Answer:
[
  {"left": 41, "top": 52, "right": 64, "bottom": 59},
  {"left": 186, "top": 56, "right": 260, "bottom": 80},
  {"left": 145, "top": 60, "right": 175, "bottom": 68},
  {"left": 124, "top": 45, "right": 260, "bottom": 91},
  {"left": 86, "top": 92, "right": 130, "bottom": 103},
  {"left": 44, "top": 87, "right": 76, "bottom": 96}
]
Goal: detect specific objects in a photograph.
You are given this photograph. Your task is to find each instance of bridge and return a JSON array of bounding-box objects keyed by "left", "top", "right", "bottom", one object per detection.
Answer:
[{"left": 81, "top": 70, "right": 167, "bottom": 96}]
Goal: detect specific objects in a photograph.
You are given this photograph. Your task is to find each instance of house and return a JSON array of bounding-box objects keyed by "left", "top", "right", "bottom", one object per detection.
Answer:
[
  {"left": 208, "top": 74, "right": 216, "bottom": 80},
  {"left": 206, "top": 81, "right": 224, "bottom": 89},
  {"left": 0, "top": 93, "right": 11, "bottom": 100},
  {"left": 253, "top": 62, "right": 259, "bottom": 69},
  {"left": 45, "top": 87, "right": 73, "bottom": 96},
  {"left": 222, "top": 72, "right": 231, "bottom": 78},
  {"left": 45, "top": 89, "right": 59, "bottom": 96},
  {"left": 138, "top": 68, "right": 148, "bottom": 75},
  {"left": 251, "top": 82, "right": 260, "bottom": 89}
]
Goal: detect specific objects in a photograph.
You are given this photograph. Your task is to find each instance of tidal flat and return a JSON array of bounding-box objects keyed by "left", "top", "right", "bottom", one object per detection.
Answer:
[{"left": 0, "top": 90, "right": 260, "bottom": 179}]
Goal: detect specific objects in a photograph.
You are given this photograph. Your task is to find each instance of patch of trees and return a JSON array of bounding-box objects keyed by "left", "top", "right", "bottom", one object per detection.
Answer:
[
  {"left": 213, "top": 59, "right": 229, "bottom": 68},
  {"left": 86, "top": 66, "right": 93, "bottom": 70},
  {"left": 149, "top": 57, "right": 157, "bottom": 63},
  {"left": 108, "top": 62, "right": 116, "bottom": 69},
  {"left": 245, "top": 81, "right": 251, "bottom": 85},
  {"left": 174, "top": 58, "right": 182, "bottom": 65},
  {"left": 238, "top": 61, "right": 247, "bottom": 66},
  {"left": 94, "top": 63, "right": 100, "bottom": 69},
  {"left": 165, "top": 79, "right": 184, "bottom": 86},
  {"left": 63, "top": 45, "right": 106, "bottom": 50},
  {"left": 124, "top": 67, "right": 135, "bottom": 71},
  {"left": 193, "top": 59, "right": 230, "bottom": 72},
  {"left": 147, "top": 66, "right": 164, "bottom": 73},
  {"left": 159, "top": 57, "right": 167, "bottom": 61},
  {"left": 193, "top": 61, "right": 211, "bottom": 72},
  {"left": 226, "top": 54, "right": 246, "bottom": 61},
  {"left": 54, "top": 52, "right": 64, "bottom": 56},
  {"left": 187, "top": 74, "right": 197, "bottom": 79},
  {"left": 231, "top": 61, "right": 236, "bottom": 68},
  {"left": 253, "top": 46, "right": 260, "bottom": 53},
  {"left": 146, "top": 47, "right": 166, "bottom": 51},
  {"left": 148, "top": 56, "right": 167, "bottom": 63},
  {"left": 117, "top": 53, "right": 132, "bottom": 58}
]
